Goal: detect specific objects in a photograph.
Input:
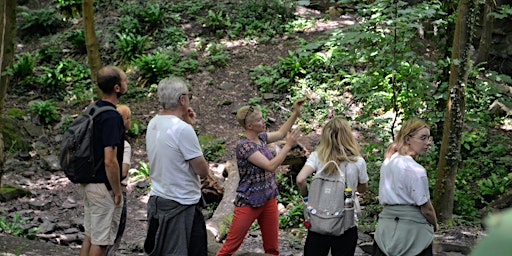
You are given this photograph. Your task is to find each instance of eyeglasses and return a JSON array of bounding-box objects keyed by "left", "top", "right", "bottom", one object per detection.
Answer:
[
  {"left": 180, "top": 93, "right": 193, "bottom": 100},
  {"left": 410, "top": 135, "right": 432, "bottom": 143},
  {"left": 242, "top": 106, "right": 254, "bottom": 126}
]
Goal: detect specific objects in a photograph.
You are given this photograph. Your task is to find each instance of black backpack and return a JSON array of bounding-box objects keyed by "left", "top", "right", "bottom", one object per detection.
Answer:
[{"left": 59, "top": 103, "right": 116, "bottom": 183}]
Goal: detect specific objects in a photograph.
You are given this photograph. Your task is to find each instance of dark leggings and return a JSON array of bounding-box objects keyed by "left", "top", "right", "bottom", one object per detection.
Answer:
[
  {"left": 304, "top": 227, "right": 358, "bottom": 256},
  {"left": 372, "top": 240, "right": 433, "bottom": 256}
]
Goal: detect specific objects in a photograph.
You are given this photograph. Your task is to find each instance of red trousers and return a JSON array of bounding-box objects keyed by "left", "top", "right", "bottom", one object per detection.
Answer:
[{"left": 216, "top": 197, "right": 279, "bottom": 256}]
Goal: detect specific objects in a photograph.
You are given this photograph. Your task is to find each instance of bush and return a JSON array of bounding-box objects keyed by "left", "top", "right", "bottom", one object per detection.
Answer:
[
  {"left": 198, "top": 135, "right": 226, "bottom": 162},
  {"left": 116, "top": 32, "right": 149, "bottom": 62},
  {"left": 17, "top": 6, "right": 66, "bottom": 38},
  {"left": 38, "top": 59, "right": 91, "bottom": 102},
  {"left": 28, "top": 100, "right": 59, "bottom": 124}
]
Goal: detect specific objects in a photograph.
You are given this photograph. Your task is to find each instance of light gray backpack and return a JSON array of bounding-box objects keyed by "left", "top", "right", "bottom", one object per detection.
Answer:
[{"left": 304, "top": 160, "right": 355, "bottom": 236}]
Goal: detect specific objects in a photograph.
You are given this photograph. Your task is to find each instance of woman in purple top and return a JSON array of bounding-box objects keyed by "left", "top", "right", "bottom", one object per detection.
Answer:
[{"left": 216, "top": 99, "right": 304, "bottom": 256}]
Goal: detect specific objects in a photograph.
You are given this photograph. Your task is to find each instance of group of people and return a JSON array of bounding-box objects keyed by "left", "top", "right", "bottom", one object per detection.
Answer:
[{"left": 79, "top": 65, "right": 438, "bottom": 256}]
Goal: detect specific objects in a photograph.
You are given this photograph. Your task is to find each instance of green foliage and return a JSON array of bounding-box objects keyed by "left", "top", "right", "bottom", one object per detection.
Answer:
[
  {"left": 116, "top": 33, "right": 149, "bottom": 62},
  {"left": 0, "top": 212, "right": 38, "bottom": 239},
  {"left": 226, "top": 0, "right": 297, "bottom": 39},
  {"left": 38, "top": 44, "right": 63, "bottom": 65},
  {"left": 60, "top": 114, "right": 74, "bottom": 132},
  {"left": 12, "top": 52, "right": 35, "bottom": 78},
  {"left": 117, "top": 15, "right": 142, "bottom": 34},
  {"left": 127, "top": 119, "right": 141, "bottom": 137},
  {"left": 489, "top": 4, "right": 512, "bottom": 19},
  {"left": 198, "top": 135, "right": 226, "bottom": 162},
  {"left": 38, "top": 58, "right": 92, "bottom": 102},
  {"left": 10, "top": 52, "right": 36, "bottom": 87},
  {"left": 28, "top": 100, "right": 59, "bottom": 124},
  {"left": 65, "top": 29, "right": 87, "bottom": 54},
  {"left": 133, "top": 49, "right": 198, "bottom": 84},
  {"left": 129, "top": 161, "right": 150, "bottom": 182},
  {"left": 55, "top": 0, "right": 82, "bottom": 18},
  {"left": 477, "top": 173, "right": 512, "bottom": 198},
  {"left": 276, "top": 172, "right": 304, "bottom": 228},
  {"left": 6, "top": 108, "right": 26, "bottom": 120},
  {"left": 202, "top": 9, "right": 231, "bottom": 36},
  {"left": 155, "top": 26, "right": 187, "bottom": 48},
  {"left": 203, "top": 43, "right": 229, "bottom": 68},
  {"left": 17, "top": 6, "right": 66, "bottom": 37}
]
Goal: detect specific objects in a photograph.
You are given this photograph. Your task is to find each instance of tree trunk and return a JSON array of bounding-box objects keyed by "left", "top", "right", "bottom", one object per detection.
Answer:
[
  {"left": 83, "top": 0, "right": 102, "bottom": 99},
  {"left": 433, "top": 0, "right": 477, "bottom": 222},
  {"left": 476, "top": 0, "right": 495, "bottom": 64},
  {"left": 0, "top": 0, "right": 17, "bottom": 188}
]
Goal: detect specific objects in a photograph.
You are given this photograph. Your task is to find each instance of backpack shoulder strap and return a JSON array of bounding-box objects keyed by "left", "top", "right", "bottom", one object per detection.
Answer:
[
  {"left": 84, "top": 102, "right": 117, "bottom": 118},
  {"left": 315, "top": 160, "right": 348, "bottom": 182}
]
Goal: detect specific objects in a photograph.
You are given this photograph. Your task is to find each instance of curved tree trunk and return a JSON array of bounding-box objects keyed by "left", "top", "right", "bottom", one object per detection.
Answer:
[
  {"left": 433, "top": 0, "right": 477, "bottom": 222},
  {"left": 0, "top": 0, "right": 17, "bottom": 188},
  {"left": 83, "top": 0, "right": 102, "bottom": 99}
]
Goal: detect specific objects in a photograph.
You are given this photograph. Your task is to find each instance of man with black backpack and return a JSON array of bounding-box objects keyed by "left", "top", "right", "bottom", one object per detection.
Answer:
[{"left": 78, "top": 66, "right": 128, "bottom": 256}]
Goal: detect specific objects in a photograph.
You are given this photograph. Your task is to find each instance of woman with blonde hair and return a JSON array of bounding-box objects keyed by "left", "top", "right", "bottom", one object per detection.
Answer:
[
  {"left": 216, "top": 99, "right": 304, "bottom": 256},
  {"left": 373, "top": 118, "right": 438, "bottom": 256},
  {"left": 296, "top": 116, "right": 369, "bottom": 256}
]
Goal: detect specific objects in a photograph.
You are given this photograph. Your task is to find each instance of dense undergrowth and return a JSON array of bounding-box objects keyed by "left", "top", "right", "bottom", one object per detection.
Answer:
[{"left": 3, "top": 0, "right": 512, "bottom": 236}]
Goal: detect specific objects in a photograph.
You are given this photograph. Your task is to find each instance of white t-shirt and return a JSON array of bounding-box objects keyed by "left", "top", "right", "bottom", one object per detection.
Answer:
[
  {"left": 146, "top": 115, "right": 204, "bottom": 205},
  {"left": 378, "top": 153, "right": 430, "bottom": 206},
  {"left": 305, "top": 152, "right": 369, "bottom": 191}
]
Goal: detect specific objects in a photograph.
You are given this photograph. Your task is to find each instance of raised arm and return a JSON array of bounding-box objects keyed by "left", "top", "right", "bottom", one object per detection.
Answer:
[
  {"left": 267, "top": 99, "right": 305, "bottom": 143},
  {"left": 248, "top": 130, "right": 301, "bottom": 172}
]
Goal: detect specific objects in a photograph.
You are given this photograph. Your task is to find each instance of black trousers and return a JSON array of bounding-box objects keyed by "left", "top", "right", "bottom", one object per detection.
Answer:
[{"left": 304, "top": 227, "right": 358, "bottom": 256}]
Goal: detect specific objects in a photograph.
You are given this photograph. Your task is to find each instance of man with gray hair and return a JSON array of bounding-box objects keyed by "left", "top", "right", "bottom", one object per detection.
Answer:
[{"left": 144, "top": 77, "right": 209, "bottom": 255}]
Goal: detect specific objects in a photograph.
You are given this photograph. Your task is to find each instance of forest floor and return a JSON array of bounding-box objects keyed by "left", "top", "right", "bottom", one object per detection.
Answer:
[{"left": 0, "top": 4, "right": 490, "bottom": 256}]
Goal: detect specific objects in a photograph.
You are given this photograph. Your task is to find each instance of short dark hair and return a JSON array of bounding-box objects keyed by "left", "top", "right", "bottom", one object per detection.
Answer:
[{"left": 97, "top": 66, "right": 122, "bottom": 94}]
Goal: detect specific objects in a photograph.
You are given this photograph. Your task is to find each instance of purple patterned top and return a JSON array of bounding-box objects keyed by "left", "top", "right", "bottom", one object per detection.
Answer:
[{"left": 234, "top": 132, "right": 279, "bottom": 207}]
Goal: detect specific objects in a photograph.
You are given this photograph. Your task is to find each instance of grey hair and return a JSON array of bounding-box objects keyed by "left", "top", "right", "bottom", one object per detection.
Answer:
[{"left": 157, "top": 77, "right": 189, "bottom": 109}]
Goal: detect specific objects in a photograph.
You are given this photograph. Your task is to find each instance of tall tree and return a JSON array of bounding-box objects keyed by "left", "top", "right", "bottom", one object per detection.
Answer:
[
  {"left": 83, "top": 0, "right": 102, "bottom": 98},
  {"left": 0, "top": 0, "right": 17, "bottom": 187},
  {"left": 476, "top": 0, "right": 495, "bottom": 64},
  {"left": 433, "top": 0, "right": 478, "bottom": 222}
]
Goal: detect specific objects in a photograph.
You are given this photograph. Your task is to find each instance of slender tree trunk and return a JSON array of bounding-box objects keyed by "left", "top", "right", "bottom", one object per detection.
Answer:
[
  {"left": 83, "top": 0, "right": 102, "bottom": 99},
  {"left": 0, "top": 0, "right": 17, "bottom": 188},
  {"left": 434, "top": 0, "right": 477, "bottom": 222},
  {"left": 476, "top": 0, "right": 495, "bottom": 64}
]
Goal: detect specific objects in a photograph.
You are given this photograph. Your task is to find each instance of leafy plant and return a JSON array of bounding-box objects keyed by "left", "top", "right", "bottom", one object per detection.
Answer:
[
  {"left": 198, "top": 135, "right": 226, "bottom": 162},
  {"left": 477, "top": 173, "right": 512, "bottom": 198},
  {"left": 116, "top": 32, "right": 149, "bottom": 62},
  {"left": 133, "top": 49, "right": 198, "bottom": 85},
  {"left": 0, "top": 212, "right": 38, "bottom": 239},
  {"left": 28, "top": 100, "right": 59, "bottom": 124},
  {"left": 127, "top": 119, "right": 142, "bottom": 137},
  {"left": 10, "top": 52, "right": 36, "bottom": 87},
  {"left": 129, "top": 161, "right": 150, "bottom": 182},
  {"left": 276, "top": 172, "right": 303, "bottom": 228},
  {"left": 38, "top": 58, "right": 91, "bottom": 102},
  {"left": 202, "top": 9, "right": 231, "bottom": 35},
  {"left": 60, "top": 114, "right": 74, "bottom": 132},
  {"left": 65, "top": 29, "right": 87, "bottom": 54},
  {"left": 17, "top": 6, "right": 65, "bottom": 37},
  {"left": 55, "top": 0, "right": 82, "bottom": 18},
  {"left": 227, "top": 0, "right": 297, "bottom": 39},
  {"left": 203, "top": 42, "right": 229, "bottom": 68}
]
